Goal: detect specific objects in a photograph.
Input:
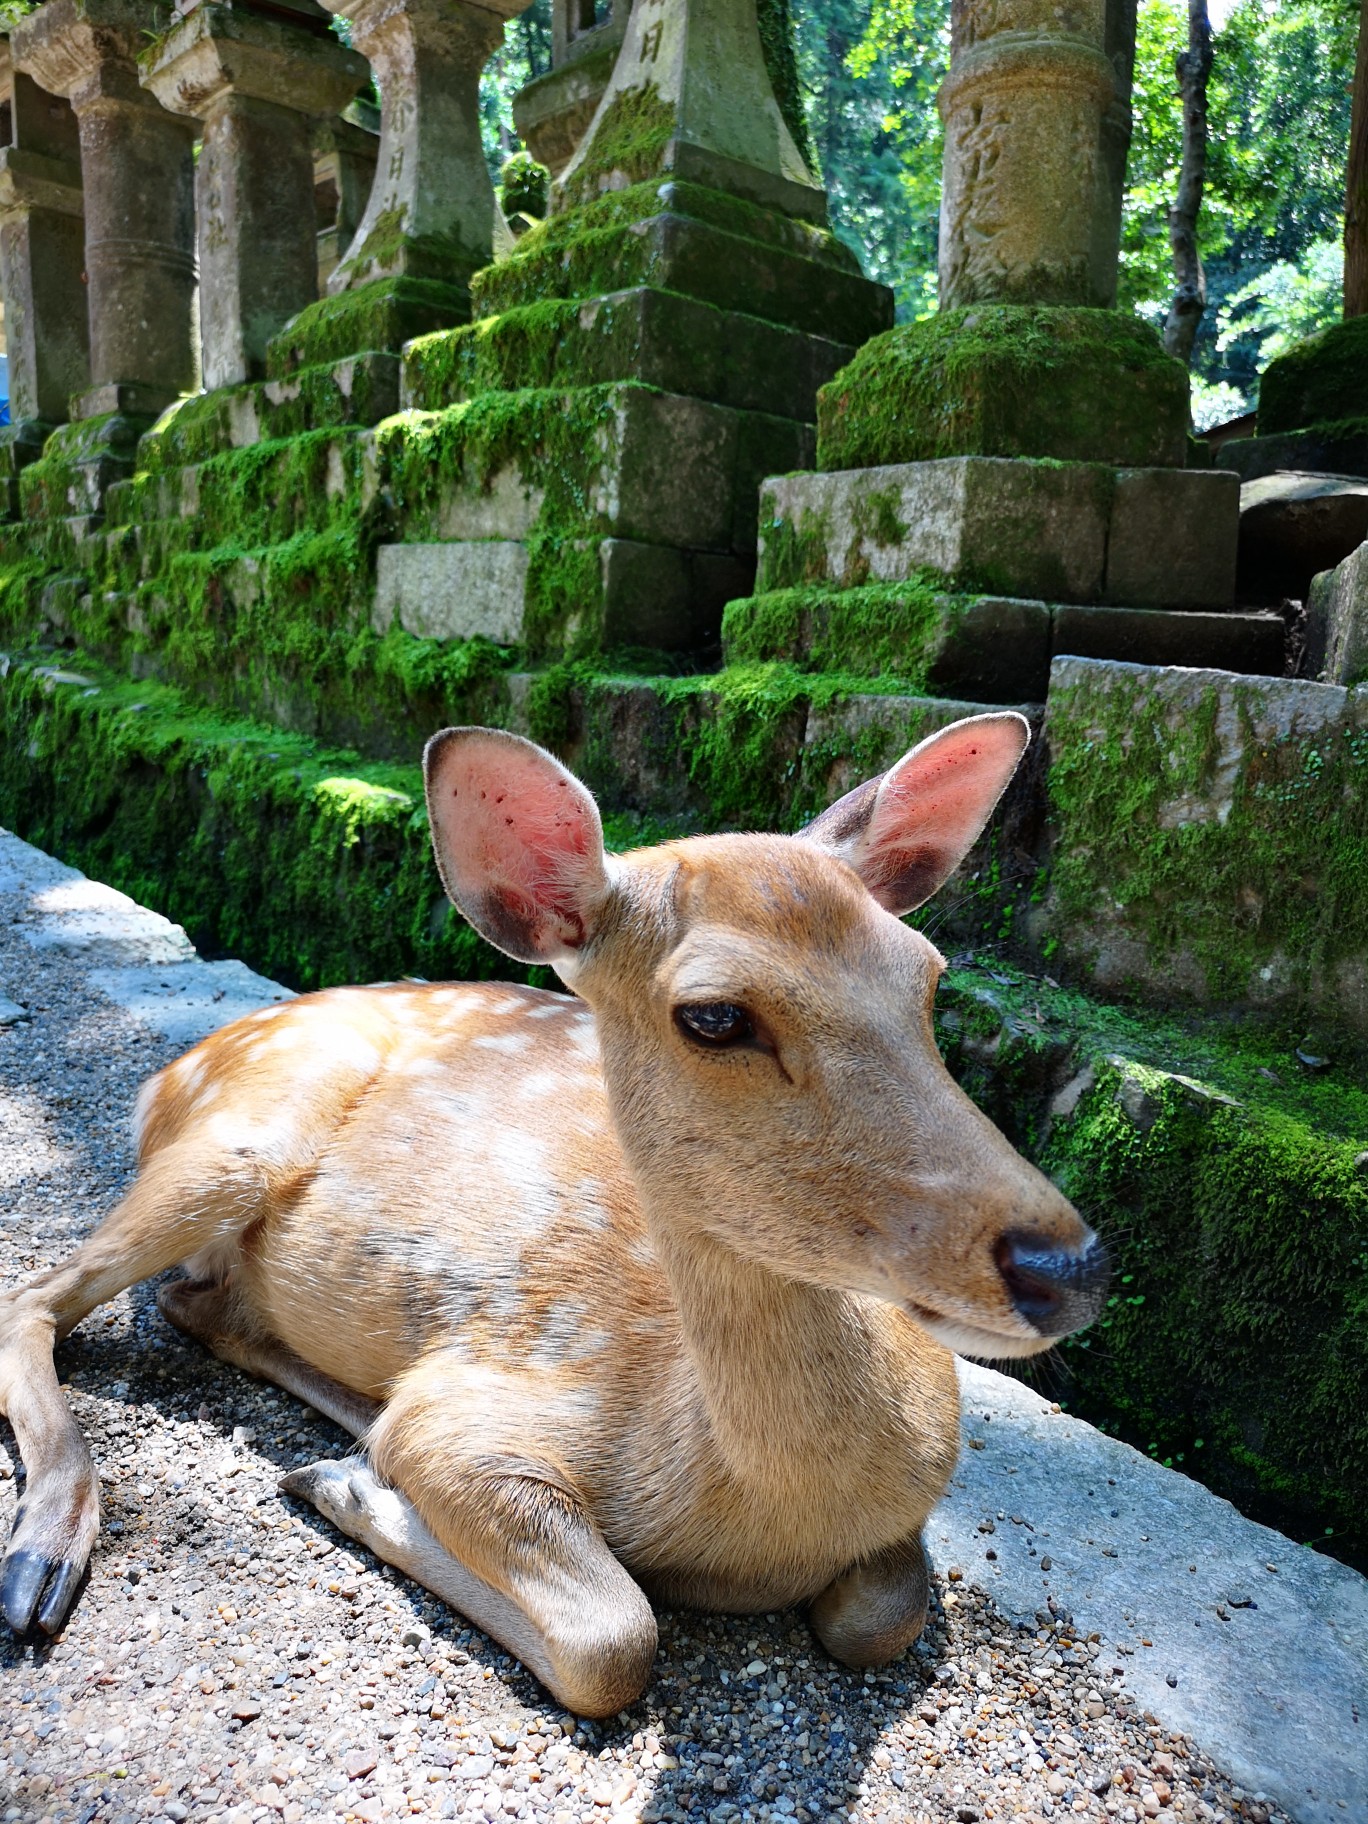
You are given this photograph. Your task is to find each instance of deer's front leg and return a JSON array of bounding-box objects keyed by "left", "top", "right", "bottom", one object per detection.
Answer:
[
  {"left": 808, "top": 1531, "right": 930, "bottom": 1669},
  {"left": 283, "top": 1359, "right": 657, "bottom": 1719}
]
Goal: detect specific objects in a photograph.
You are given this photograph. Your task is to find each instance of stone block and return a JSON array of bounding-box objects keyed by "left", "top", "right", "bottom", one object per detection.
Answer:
[
  {"left": 1306, "top": 541, "right": 1368, "bottom": 685},
  {"left": 723, "top": 582, "right": 1051, "bottom": 702},
  {"left": 606, "top": 388, "right": 738, "bottom": 552},
  {"left": 1218, "top": 423, "right": 1368, "bottom": 484},
  {"left": 1105, "top": 468, "right": 1238, "bottom": 609},
  {"left": 401, "top": 286, "right": 854, "bottom": 424},
  {"left": 1043, "top": 655, "right": 1368, "bottom": 1030},
  {"left": 1237, "top": 471, "right": 1368, "bottom": 605},
  {"left": 472, "top": 189, "right": 893, "bottom": 347},
  {"left": 1051, "top": 605, "right": 1285, "bottom": 676},
  {"left": 757, "top": 457, "right": 1112, "bottom": 603},
  {"left": 598, "top": 539, "right": 697, "bottom": 650},
  {"left": 371, "top": 534, "right": 720, "bottom": 655},
  {"left": 817, "top": 306, "right": 1190, "bottom": 472},
  {"left": 372, "top": 540, "right": 529, "bottom": 645}
]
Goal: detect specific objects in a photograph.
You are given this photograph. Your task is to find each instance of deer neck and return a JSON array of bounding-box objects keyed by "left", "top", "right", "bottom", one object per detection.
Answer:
[{"left": 643, "top": 1211, "right": 891, "bottom": 1484}]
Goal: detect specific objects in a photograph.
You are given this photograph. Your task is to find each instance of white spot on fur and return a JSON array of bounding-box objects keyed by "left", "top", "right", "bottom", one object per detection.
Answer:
[{"left": 470, "top": 1031, "right": 533, "bottom": 1054}]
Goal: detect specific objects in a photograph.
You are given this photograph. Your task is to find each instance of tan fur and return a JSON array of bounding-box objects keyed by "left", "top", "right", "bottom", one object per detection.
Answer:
[{"left": 0, "top": 736, "right": 1099, "bottom": 1716}]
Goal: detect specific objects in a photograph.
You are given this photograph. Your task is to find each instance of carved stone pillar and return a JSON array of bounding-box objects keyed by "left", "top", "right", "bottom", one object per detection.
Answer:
[
  {"left": 0, "top": 43, "right": 88, "bottom": 448},
  {"left": 937, "top": 0, "right": 1121, "bottom": 310},
  {"left": 11, "top": 0, "right": 197, "bottom": 421},
  {"left": 315, "top": 0, "right": 533, "bottom": 298},
  {"left": 143, "top": 1, "right": 368, "bottom": 390}
]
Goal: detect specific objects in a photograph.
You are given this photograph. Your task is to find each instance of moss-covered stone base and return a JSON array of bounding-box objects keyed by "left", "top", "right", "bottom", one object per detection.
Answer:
[
  {"left": 937, "top": 963, "right": 1368, "bottom": 1572},
  {"left": 818, "top": 306, "right": 1191, "bottom": 472},
  {"left": 0, "top": 645, "right": 1035, "bottom": 962},
  {"left": 1257, "top": 314, "right": 1368, "bottom": 437}
]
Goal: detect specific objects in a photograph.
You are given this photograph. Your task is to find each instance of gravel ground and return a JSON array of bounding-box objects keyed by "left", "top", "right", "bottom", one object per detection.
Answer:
[{"left": 0, "top": 883, "right": 1294, "bottom": 1824}]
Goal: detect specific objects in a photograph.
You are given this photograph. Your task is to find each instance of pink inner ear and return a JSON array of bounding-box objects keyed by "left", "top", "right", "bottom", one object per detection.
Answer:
[{"left": 433, "top": 736, "right": 607, "bottom": 959}]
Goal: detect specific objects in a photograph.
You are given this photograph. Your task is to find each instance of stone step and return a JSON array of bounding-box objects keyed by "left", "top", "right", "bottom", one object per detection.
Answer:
[
  {"left": 757, "top": 456, "right": 1241, "bottom": 611},
  {"left": 132, "top": 353, "right": 402, "bottom": 471},
  {"left": 472, "top": 178, "right": 892, "bottom": 346},
  {"left": 401, "top": 285, "right": 855, "bottom": 424},
  {"left": 724, "top": 585, "right": 1285, "bottom": 698}
]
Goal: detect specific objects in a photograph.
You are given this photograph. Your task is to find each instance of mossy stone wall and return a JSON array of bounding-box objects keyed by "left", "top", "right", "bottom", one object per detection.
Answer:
[
  {"left": 938, "top": 965, "right": 1368, "bottom": 1570},
  {"left": 1044, "top": 657, "right": 1368, "bottom": 1033}
]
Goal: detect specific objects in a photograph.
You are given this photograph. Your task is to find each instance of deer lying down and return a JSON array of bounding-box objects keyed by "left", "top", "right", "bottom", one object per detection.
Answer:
[{"left": 0, "top": 713, "right": 1106, "bottom": 1716}]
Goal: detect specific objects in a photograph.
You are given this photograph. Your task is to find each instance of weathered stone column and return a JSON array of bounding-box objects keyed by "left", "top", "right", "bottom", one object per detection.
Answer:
[
  {"left": 12, "top": 0, "right": 197, "bottom": 422},
  {"left": 142, "top": 1, "right": 368, "bottom": 391},
  {"left": 317, "top": 0, "right": 532, "bottom": 296},
  {"left": 818, "top": 0, "right": 1191, "bottom": 475},
  {"left": 938, "top": 0, "right": 1120, "bottom": 309},
  {"left": 0, "top": 44, "right": 89, "bottom": 450}
]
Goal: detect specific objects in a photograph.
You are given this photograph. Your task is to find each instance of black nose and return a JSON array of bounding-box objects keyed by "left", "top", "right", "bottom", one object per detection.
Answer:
[{"left": 995, "top": 1231, "right": 1109, "bottom": 1337}]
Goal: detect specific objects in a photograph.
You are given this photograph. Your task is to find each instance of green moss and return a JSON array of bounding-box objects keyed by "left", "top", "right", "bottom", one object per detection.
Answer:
[
  {"left": 755, "top": 0, "right": 814, "bottom": 172},
  {"left": 1257, "top": 315, "right": 1368, "bottom": 436},
  {"left": 818, "top": 305, "right": 1190, "bottom": 471},
  {"left": 0, "top": 648, "right": 513, "bottom": 991},
  {"left": 1045, "top": 663, "right": 1368, "bottom": 1011},
  {"left": 935, "top": 962, "right": 1368, "bottom": 1568},
  {"left": 723, "top": 576, "right": 968, "bottom": 685},
  {"left": 500, "top": 151, "right": 549, "bottom": 221},
  {"left": 267, "top": 276, "right": 469, "bottom": 378},
  {"left": 557, "top": 81, "right": 678, "bottom": 212}
]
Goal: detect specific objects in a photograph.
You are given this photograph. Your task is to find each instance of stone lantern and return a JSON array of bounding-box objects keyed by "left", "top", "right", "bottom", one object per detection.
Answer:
[
  {"left": 142, "top": 0, "right": 369, "bottom": 391},
  {"left": 11, "top": 0, "right": 197, "bottom": 424},
  {"left": 0, "top": 39, "right": 88, "bottom": 480}
]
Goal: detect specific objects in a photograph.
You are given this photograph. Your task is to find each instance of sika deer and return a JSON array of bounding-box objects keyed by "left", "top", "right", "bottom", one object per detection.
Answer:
[{"left": 0, "top": 713, "right": 1106, "bottom": 1715}]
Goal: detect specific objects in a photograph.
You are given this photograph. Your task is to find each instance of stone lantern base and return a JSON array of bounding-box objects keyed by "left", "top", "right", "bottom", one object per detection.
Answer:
[
  {"left": 817, "top": 306, "right": 1191, "bottom": 473},
  {"left": 357, "top": 175, "right": 893, "bottom": 655}
]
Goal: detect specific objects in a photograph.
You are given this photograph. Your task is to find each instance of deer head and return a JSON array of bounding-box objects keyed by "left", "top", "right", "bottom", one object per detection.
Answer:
[{"left": 423, "top": 715, "right": 1106, "bottom": 1359}]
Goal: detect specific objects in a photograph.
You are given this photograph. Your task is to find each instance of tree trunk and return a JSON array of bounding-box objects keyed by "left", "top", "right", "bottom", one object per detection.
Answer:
[
  {"left": 1345, "top": 0, "right": 1368, "bottom": 316},
  {"left": 1162, "top": 0, "right": 1214, "bottom": 367}
]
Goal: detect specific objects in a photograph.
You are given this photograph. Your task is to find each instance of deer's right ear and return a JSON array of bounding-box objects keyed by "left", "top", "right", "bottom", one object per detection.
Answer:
[{"left": 423, "top": 728, "right": 612, "bottom": 968}]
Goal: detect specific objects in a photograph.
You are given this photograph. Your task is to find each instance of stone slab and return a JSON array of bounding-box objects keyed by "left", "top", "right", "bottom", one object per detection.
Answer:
[
  {"left": 758, "top": 458, "right": 1112, "bottom": 604},
  {"left": 373, "top": 540, "right": 529, "bottom": 646},
  {"left": 85, "top": 958, "right": 294, "bottom": 1046},
  {"left": 1219, "top": 425, "right": 1368, "bottom": 485},
  {"left": 936, "top": 1360, "right": 1367, "bottom": 1824},
  {"left": 1105, "top": 468, "right": 1238, "bottom": 609},
  {"left": 0, "top": 827, "right": 291, "bottom": 1040},
  {"left": 1052, "top": 605, "right": 1285, "bottom": 676},
  {"left": 1238, "top": 470, "right": 1368, "bottom": 605},
  {"left": 401, "top": 286, "right": 856, "bottom": 425}
]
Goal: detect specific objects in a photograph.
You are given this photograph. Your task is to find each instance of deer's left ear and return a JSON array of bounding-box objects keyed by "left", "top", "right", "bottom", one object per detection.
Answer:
[
  {"left": 799, "top": 712, "right": 1030, "bottom": 915},
  {"left": 423, "top": 727, "right": 612, "bottom": 968}
]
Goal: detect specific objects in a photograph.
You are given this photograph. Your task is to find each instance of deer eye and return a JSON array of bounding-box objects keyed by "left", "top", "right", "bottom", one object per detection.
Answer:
[{"left": 675, "top": 1002, "right": 754, "bottom": 1047}]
